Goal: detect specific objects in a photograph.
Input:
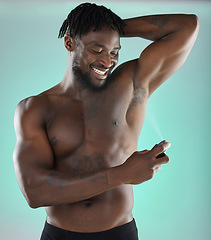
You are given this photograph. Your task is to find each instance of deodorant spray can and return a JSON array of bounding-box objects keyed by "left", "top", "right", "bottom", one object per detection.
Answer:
[{"left": 155, "top": 140, "right": 167, "bottom": 158}]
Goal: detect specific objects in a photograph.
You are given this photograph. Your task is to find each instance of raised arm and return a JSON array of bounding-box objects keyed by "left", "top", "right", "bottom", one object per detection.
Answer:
[{"left": 122, "top": 14, "right": 199, "bottom": 97}]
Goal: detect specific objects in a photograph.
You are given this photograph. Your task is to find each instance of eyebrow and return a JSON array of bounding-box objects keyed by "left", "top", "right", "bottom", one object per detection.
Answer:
[{"left": 93, "top": 43, "right": 121, "bottom": 50}]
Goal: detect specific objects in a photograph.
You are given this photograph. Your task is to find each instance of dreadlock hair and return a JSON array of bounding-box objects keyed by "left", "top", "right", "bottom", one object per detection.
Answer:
[{"left": 58, "top": 2, "right": 126, "bottom": 39}]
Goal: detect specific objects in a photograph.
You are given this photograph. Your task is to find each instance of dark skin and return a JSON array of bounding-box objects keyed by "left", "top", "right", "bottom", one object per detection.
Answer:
[{"left": 13, "top": 14, "right": 199, "bottom": 232}]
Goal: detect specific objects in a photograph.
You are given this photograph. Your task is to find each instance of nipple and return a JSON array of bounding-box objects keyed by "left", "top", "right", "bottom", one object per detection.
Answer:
[{"left": 113, "top": 120, "right": 119, "bottom": 128}]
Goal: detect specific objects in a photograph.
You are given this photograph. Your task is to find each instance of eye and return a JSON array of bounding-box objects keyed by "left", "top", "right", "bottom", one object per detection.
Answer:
[
  {"left": 111, "top": 52, "right": 118, "bottom": 57},
  {"left": 92, "top": 49, "right": 103, "bottom": 54}
]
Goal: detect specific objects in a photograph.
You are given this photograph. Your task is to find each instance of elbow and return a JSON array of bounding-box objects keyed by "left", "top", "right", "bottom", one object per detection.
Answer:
[
  {"left": 20, "top": 178, "right": 55, "bottom": 208},
  {"left": 23, "top": 187, "right": 45, "bottom": 209},
  {"left": 180, "top": 14, "right": 199, "bottom": 42},
  {"left": 191, "top": 14, "right": 199, "bottom": 29},
  {"left": 28, "top": 201, "right": 39, "bottom": 209},
  {"left": 27, "top": 196, "right": 41, "bottom": 209},
  {"left": 24, "top": 191, "right": 40, "bottom": 209},
  {"left": 187, "top": 14, "right": 200, "bottom": 33}
]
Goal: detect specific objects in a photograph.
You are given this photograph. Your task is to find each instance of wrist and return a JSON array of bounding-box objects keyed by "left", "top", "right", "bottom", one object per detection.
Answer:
[{"left": 107, "top": 165, "right": 125, "bottom": 187}]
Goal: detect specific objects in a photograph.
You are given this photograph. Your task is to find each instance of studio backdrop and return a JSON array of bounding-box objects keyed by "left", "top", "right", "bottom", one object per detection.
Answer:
[{"left": 0, "top": 0, "right": 210, "bottom": 239}]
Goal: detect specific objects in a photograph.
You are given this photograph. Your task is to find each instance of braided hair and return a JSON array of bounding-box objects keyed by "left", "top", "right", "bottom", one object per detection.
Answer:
[{"left": 58, "top": 3, "right": 126, "bottom": 38}]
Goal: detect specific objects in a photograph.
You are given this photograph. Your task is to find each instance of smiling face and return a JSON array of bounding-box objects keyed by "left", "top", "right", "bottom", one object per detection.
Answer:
[{"left": 71, "top": 26, "right": 121, "bottom": 91}]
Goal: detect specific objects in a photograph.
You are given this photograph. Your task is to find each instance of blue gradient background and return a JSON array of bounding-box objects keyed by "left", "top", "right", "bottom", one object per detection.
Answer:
[{"left": 0, "top": 1, "right": 210, "bottom": 239}]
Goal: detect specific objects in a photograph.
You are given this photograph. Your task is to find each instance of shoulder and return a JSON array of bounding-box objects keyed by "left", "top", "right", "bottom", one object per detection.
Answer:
[
  {"left": 15, "top": 82, "right": 60, "bottom": 115},
  {"left": 112, "top": 58, "right": 146, "bottom": 91},
  {"left": 15, "top": 95, "right": 49, "bottom": 118},
  {"left": 112, "top": 59, "right": 138, "bottom": 80},
  {"left": 111, "top": 58, "right": 148, "bottom": 94},
  {"left": 14, "top": 95, "right": 49, "bottom": 137}
]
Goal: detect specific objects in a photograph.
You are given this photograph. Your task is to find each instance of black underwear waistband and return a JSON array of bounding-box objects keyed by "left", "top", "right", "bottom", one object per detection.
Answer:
[{"left": 41, "top": 218, "right": 138, "bottom": 240}]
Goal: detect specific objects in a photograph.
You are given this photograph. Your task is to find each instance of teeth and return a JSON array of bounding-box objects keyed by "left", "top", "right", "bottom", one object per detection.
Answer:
[{"left": 92, "top": 67, "right": 107, "bottom": 76}]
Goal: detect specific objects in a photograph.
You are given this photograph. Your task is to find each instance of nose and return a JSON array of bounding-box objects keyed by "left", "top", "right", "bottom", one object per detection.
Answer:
[{"left": 98, "top": 53, "right": 114, "bottom": 68}]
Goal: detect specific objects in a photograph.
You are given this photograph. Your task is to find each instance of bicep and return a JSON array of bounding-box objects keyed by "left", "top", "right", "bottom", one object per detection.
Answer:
[
  {"left": 14, "top": 135, "right": 54, "bottom": 174},
  {"left": 136, "top": 24, "right": 198, "bottom": 97},
  {"left": 13, "top": 99, "right": 54, "bottom": 192}
]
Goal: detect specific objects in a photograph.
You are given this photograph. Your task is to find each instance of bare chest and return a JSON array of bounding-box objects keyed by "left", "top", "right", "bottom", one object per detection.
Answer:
[{"left": 45, "top": 84, "right": 147, "bottom": 170}]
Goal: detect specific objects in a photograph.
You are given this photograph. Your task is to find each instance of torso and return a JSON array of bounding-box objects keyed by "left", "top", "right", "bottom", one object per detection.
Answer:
[{"left": 38, "top": 62, "right": 148, "bottom": 232}]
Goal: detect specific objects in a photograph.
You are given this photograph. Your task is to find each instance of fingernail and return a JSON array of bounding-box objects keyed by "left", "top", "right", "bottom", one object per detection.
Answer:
[{"left": 165, "top": 142, "right": 171, "bottom": 149}]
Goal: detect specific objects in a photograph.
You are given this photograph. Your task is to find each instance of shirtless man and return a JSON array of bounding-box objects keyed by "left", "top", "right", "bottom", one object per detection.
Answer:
[{"left": 13, "top": 3, "right": 199, "bottom": 240}]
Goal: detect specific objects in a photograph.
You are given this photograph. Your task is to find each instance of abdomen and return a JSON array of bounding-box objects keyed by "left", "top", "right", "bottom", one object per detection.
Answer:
[{"left": 45, "top": 184, "right": 134, "bottom": 232}]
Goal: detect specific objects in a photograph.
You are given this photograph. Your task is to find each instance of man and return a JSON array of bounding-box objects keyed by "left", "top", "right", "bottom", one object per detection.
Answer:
[{"left": 13, "top": 3, "right": 199, "bottom": 240}]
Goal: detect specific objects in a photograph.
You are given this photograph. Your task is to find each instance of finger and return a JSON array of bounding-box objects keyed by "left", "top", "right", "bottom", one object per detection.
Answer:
[
  {"left": 141, "top": 150, "right": 149, "bottom": 154},
  {"left": 153, "top": 154, "right": 170, "bottom": 166},
  {"left": 156, "top": 152, "right": 166, "bottom": 159},
  {"left": 150, "top": 142, "right": 171, "bottom": 158},
  {"left": 152, "top": 164, "right": 162, "bottom": 173},
  {"left": 152, "top": 164, "right": 162, "bottom": 170}
]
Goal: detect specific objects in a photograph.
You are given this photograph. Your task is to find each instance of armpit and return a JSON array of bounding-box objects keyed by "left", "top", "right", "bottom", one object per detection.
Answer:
[{"left": 130, "top": 85, "right": 147, "bottom": 106}]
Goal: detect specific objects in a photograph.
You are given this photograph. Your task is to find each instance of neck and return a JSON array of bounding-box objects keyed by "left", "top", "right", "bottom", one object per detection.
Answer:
[{"left": 60, "top": 53, "right": 89, "bottom": 100}]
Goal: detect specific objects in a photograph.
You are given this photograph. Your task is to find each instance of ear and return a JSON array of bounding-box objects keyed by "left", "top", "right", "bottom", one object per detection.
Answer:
[{"left": 64, "top": 33, "right": 76, "bottom": 52}]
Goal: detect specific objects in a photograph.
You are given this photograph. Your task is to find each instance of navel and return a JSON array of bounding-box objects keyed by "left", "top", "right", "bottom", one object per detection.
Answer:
[{"left": 84, "top": 201, "right": 93, "bottom": 208}]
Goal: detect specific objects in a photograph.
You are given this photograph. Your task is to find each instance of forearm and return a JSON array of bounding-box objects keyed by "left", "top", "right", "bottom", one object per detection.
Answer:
[
  {"left": 122, "top": 14, "right": 198, "bottom": 41},
  {"left": 24, "top": 166, "right": 123, "bottom": 208}
]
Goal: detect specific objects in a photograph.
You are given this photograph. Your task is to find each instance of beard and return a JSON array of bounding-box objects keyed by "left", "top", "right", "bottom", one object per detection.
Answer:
[{"left": 72, "top": 55, "right": 111, "bottom": 92}]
